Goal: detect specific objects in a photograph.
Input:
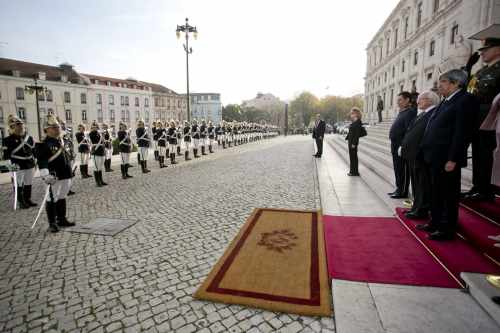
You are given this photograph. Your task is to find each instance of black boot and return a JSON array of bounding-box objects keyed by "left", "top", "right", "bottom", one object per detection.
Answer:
[
  {"left": 170, "top": 153, "right": 178, "bottom": 165},
  {"left": 185, "top": 151, "right": 191, "bottom": 161},
  {"left": 46, "top": 201, "right": 59, "bottom": 233},
  {"left": 56, "top": 199, "right": 75, "bottom": 227},
  {"left": 94, "top": 171, "right": 102, "bottom": 187},
  {"left": 202, "top": 146, "right": 207, "bottom": 155},
  {"left": 217, "top": 140, "right": 221, "bottom": 146},
  {"left": 194, "top": 148, "right": 200, "bottom": 158},
  {"left": 121, "top": 165, "right": 127, "bottom": 179},
  {"left": 125, "top": 164, "right": 133, "bottom": 178},
  {"left": 177, "top": 146, "right": 181, "bottom": 156},
  {"left": 223, "top": 141, "right": 226, "bottom": 149},
  {"left": 105, "top": 159, "right": 113, "bottom": 172},
  {"left": 166, "top": 148, "right": 170, "bottom": 158},
  {"left": 142, "top": 161, "right": 151, "bottom": 173},
  {"left": 209, "top": 145, "right": 214, "bottom": 153},
  {"left": 99, "top": 171, "right": 108, "bottom": 186},
  {"left": 23, "top": 185, "right": 37, "bottom": 207},
  {"left": 160, "top": 156, "right": 166, "bottom": 168},
  {"left": 154, "top": 150, "right": 159, "bottom": 161},
  {"left": 17, "top": 187, "right": 29, "bottom": 209}
]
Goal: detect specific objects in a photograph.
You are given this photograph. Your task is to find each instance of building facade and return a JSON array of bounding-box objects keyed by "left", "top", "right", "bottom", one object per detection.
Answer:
[
  {"left": 241, "top": 93, "right": 285, "bottom": 112},
  {"left": 186, "top": 93, "right": 222, "bottom": 124},
  {"left": 364, "top": 0, "right": 500, "bottom": 123},
  {"left": 0, "top": 57, "right": 187, "bottom": 141}
]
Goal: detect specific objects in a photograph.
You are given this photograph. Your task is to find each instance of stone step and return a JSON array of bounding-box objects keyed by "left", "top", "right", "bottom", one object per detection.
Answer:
[{"left": 461, "top": 273, "right": 500, "bottom": 327}]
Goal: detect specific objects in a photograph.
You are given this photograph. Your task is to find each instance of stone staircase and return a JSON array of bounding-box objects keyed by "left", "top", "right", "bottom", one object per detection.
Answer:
[{"left": 329, "top": 121, "right": 473, "bottom": 190}]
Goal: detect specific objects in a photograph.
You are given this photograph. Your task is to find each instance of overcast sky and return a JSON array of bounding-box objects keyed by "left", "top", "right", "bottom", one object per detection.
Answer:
[{"left": 0, "top": 0, "right": 399, "bottom": 104}]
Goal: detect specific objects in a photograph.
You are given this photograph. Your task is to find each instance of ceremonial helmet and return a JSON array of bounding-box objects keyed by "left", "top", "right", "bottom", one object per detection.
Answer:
[
  {"left": 90, "top": 120, "right": 99, "bottom": 130},
  {"left": 43, "top": 114, "right": 60, "bottom": 130},
  {"left": 77, "top": 123, "right": 86, "bottom": 131},
  {"left": 170, "top": 120, "right": 176, "bottom": 127},
  {"left": 102, "top": 123, "right": 109, "bottom": 130},
  {"left": 119, "top": 122, "right": 127, "bottom": 131},
  {"left": 184, "top": 120, "right": 190, "bottom": 126},
  {"left": 137, "top": 119, "right": 145, "bottom": 127}
]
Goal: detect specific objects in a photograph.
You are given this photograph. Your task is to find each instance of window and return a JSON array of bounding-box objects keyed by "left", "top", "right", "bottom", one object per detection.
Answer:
[
  {"left": 64, "top": 91, "right": 71, "bottom": 103},
  {"left": 384, "top": 72, "right": 387, "bottom": 82},
  {"left": 416, "top": 3, "right": 423, "bottom": 28},
  {"left": 154, "top": 96, "right": 159, "bottom": 107},
  {"left": 109, "top": 95, "right": 114, "bottom": 105},
  {"left": 121, "top": 96, "right": 125, "bottom": 106},
  {"left": 136, "top": 110, "right": 140, "bottom": 121},
  {"left": 46, "top": 90, "right": 53, "bottom": 102},
  {"left": 97, "top": 93, "right": 102, "bottom": 105},
  {"left": 429, "top": 40, "right": 435, "bottom": 56},
  {"left": 178, "top": 100, "right": 181, "bottom": 107},
  {"left": 17, "top": 107, "right": 26, "bottom": 120},
  {"left": 0, "top": 106, "right": 3, "bottom": 123},
  {"left": 65, "top": 109, "right": 72, "bottom": 123},
  {"left": 394, "top": 28, "right": 398, "bottom": 48},
  {"left": 451, "top": 24, "right": 459, "bottom": 44},
  {"left": 414, "top": 51, "right": 418, "bottom": 65},
  {"left": 16, "top": 87, "right": 24, "bottom": 100},
  {"left": 386, "top": 38, "right": 390, "bottom": 55},
  {"left": 427, "top": 73, "right": 433, "bottom": 81},
  {"left": 404, "top": 17, "right": 409, "bottom": 39},
  {"left": 145, "top": 97, "right": 149, "bottom": 107},
  {"left": 80, "top": 93, "right": 87, "bottom": 104},
  {"left": 38, "top": 91, "right": 45, "bottom": 101},
  {"left": 47, "top": 108, "right": 54, "bottom": 115},
  {"left": 433, "top": 0, "right": 440, "bottom": 13},
  {"left": 110, "top": 110, "right": 115, "bottom": 122},
  {"left": 155, "top": 111, "right": 160, "bottom": 120},
  {"left": 135, "top": 97, "right": 139, "bottom": 107},
  {"left": 402, "top": 59, "right": 405, "bottom": 73},
  {"left": 81, "top": 110, "right": 87, "bottom": 122},
  {"left": 400, "top": 85, "right": 404, "bottom": 93},
  {"left": 390, "top": 89, "right": 394, "bottom": 107},
  {"left": 97, "top": 109, "right": 103, "bottom": 123},
  {"left": 125, "top": 96, "right": 129, "bottom": 106},
  {"left": 145, "top": 110, "right": 149, "bottom": 123}
]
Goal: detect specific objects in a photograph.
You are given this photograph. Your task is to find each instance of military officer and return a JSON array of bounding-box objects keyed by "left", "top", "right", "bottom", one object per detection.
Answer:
[
  {"left": 136, "top": 119, "right": 151, "bottom": 173},
  {"left": 152, "top": 121, "right": 159, "bottom": 161},
  {"left": 89, "top": 121, "right": 108, "bottom": 187},
  {"left": 200, "top": 120, "right": 208, "bottom": 155},
  {"left": 117, "top": 122, "right": 133, "bottom": 179},
  {"left": 75, "top": 124, "right": 91, "bottom": 178},
  {"left": 167, "top": 120, "right": 179, "bottom": 164},
  {"left": 215, "top": 122, "right": 222, "bottom": 146},
  {"left": 191, "top": 119, "right": 201, "bottom": 158},
  {"left": 102, "top": 123, "right": 114, "bottom": 172},
  {"left": 225, "top": 122, "right": 233, "bottom": 147},
  {"left": 36, "top": 114, "right": 75, "bottom": 233},
  {"left": 207, "top": 121, "right": 215, "bottom": 153},
  {"left": 157, "top": 122, "right": 168, "bottom": 168},
  {"left": 183, "top": 120, "right": 192, "bottom": 161},
  {"left": 58, "top": 117, "right": 76, "bottom": 196},
  {"left": 176, "top": 120, "right": 182, "bottom": 156},
  {"left": 2, "top": 115, "right": 37, "bottom": 209},
  {"left": 465, "top": 38, "right": 500, "bottom": 201}
]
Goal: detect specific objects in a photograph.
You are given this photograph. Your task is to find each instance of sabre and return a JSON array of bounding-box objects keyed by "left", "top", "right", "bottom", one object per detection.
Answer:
[
  {"left": 31, "top": 184, "right": 51, "bottom": 229},
  {"left": 11, "top": 169, "right": 17, "bottom": 211}
]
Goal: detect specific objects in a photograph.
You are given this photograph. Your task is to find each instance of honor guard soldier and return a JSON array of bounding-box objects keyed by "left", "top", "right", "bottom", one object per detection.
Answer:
[
  {"left": 58, "top": 117, "right": 76, "bottom": 196},
  {"left": 36, "top": 114, "right": 75, "bottom": 233},
  {"left": 2, "top": 115, "right": 37, "bottom": 209},
  {"left": 183, "top": 121, "right": 192, "bottom": 161},
  {"left": 117, "top": 122, "right": 133, "bottom": 179},
  {"left": 465, "top": 38, "right": 500, "bottom": 202},
  {"left": 167, "top": 120, "right": 179, "bottom": 164},
  {"left": 136, "top": 119, "right": 151, "bottom": 173},
  {"left": 176, "top": 120, "right": 182, "bottom": 156},
  {"left": 157, "top": 122, "right": 168, "bottom": 168},
  {"left": 191, "top": 119, "right": 201, "bottom": 158},
  {"left": 215, "top": 122, "right": 222, "bottom": 146},
  {"left": 102, "top": 123, "right": 114, "bottom": 172},
  {"left": 208, "top": 121, "right": 215, "bottom": 153},
  {"left": 225, "top": 122, "right": 232, "bottom": 147},
  {"left": 200, "top": 120, "right": 208, "bottom": 155},
  {"left": 75, "top": 124, "right": 92, "bottom": 178},
  {"left": 89, "top": 121, "right": 108, "bottom": 187},
  {"left": 152, "top": 121, "right": 159, "bottom": 161}
]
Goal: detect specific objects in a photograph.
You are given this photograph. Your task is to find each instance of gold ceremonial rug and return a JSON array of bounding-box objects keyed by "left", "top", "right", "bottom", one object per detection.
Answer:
[{"left": 194, "top": 208, "right": 332, "bottom": 317}]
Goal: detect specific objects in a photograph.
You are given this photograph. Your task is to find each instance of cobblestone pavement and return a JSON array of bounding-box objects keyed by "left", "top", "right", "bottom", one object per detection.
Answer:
[{"left": 0, "top": 136, "right": 335, "bottom": 333}]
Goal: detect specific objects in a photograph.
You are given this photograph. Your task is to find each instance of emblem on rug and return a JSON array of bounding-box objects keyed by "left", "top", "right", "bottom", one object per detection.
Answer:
[{"left": 257, "top": 229, "right": 298, "bottom": 253}]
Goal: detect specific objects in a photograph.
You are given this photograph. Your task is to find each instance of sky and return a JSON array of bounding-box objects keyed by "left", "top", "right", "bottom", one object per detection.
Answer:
[{"left": 0, "top": 0, "right": 400, "bottom": 104}]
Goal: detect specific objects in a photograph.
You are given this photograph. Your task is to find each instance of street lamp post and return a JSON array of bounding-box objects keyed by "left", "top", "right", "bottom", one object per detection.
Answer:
[
  {"left": 176, "top": 18, "right": 198, "bottom": 122},
  {"left": 25, "top": 76, "right": 47, "bottom": 140}
]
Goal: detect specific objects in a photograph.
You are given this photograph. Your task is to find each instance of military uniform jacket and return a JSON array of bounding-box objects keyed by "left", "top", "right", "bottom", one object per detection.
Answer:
[
  {"left": 183, "top": 126, "right": 191, "bottom": 142},
  {"left": 3, "top": 134, "right": 36, "bottom": 169},
  {"left": 136, "top": 127, "right": 150, "bottom": 148},
  {"left": 215, "top": 126, "right": 223, "bottom": 136},
  {"left": 176, "top": 127, "right": 182, "bottom": 140},
  {"left": 191, "top": 125, "right": 200, "bottom": 139},
  {"left": 103, "top": 130, "right": 113, "bottom": 149},
  {"left": 152, "top": 127, "right": 159, "bottom": 141},
  {"left": 168, "top": 127, "right": 178, "bottom": 145},
  {"left": 208, "top": 126, "right": 215, "bottom": 139},
  {"left": 62, "top": 133, "right": 75, "bottom": 161},
  {"left": 36, "top": 137, "right": 73, "bottom": 180},
  {"left": 75, "top": 132, "right": 90, "bottom": 154},
  {"left": 157, "top": 128, "right": 168, "bottom": 147},
  {"left": 226, "top": 126, "right": 232, "bottom": 135},
  {"left": 117, "top": 130, "right": 132, "bottom": 153},
  {"left": 472, "top": 61, "right": 500, "bottom": 125},
  {"left": 89, "top": 130, "right": 105, "bottom": 156}
]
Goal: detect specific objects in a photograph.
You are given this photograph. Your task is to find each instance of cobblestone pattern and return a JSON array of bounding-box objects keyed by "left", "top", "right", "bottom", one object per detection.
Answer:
[{"left": 0, "top": 136, "right": 335, "bottom": 333}]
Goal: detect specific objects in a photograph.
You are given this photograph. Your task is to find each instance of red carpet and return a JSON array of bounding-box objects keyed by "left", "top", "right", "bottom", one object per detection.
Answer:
[
  {"left": 461, "top": 197, "right": 500, "bottom": 223},
  {"left": 323, "top": 215, "right": 461, "bottom": 288},
  {"left": 395, "top": 208, "right": 500, "bottom": 284}
]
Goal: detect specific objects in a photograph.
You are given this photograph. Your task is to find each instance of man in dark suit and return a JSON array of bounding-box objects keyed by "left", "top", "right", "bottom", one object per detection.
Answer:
[
  {"left": 312, "top": 114, "right": 326, "bottom": 158},
  {"left": 417, "top": 69, "right": 478, "bottom": 241},
  {"left": 400, "top": 91, "right": 439, "bottom": 219},
  {"left": 388, "top": 92, "right": 417, "bottom": 199}
]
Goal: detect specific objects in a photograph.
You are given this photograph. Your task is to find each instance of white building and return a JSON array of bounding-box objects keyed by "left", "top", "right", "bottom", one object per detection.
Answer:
[
  {"left": 187, "top": 93, "right": 222, "bottom": 124},
  {"left": 364, "top": 0, "right": 500, "bottom": 123},
  {"left": 0, "top": 57, "right": 187, "bottom": 141},
  {"left": 242, "top": 93, "right": 285, "bottom": 112}
]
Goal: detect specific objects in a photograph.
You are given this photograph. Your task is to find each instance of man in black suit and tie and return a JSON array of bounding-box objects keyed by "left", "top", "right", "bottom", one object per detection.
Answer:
[
  {"left": 400, "top": 91, "right": 439, "bottom": 219},
  {"left": 312, "top": 114, "right": 326, "bottom": 158},
  {"left": 389, "top": 92, "right": 417, "bottom": 199},
  {"left": 417, "top": 69, "right": 478, "bottom": 241}
]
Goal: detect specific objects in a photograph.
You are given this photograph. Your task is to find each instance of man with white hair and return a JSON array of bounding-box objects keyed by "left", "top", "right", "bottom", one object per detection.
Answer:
[{"left": 400, "top": 91, "right": 439, "bottom": 219}]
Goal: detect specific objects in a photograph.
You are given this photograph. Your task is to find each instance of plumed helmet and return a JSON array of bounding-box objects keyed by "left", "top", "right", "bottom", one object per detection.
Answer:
[
  {"left": 8, "top": 114, "right": 24, "bottom": 129},
  {"left": 90, "top": 120, "right": 99, "bottom": 130},
  {"left": 43, "top": 114, "right": 60, "bottom": 129}
]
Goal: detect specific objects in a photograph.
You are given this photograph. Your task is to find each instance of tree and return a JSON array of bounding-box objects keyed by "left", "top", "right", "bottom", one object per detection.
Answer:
[
  {"left": 289, "top": 92, "right": 319, "bottom": 128},
  {"left": 222, "top": 104, "right": 243, "bottom": 122}
]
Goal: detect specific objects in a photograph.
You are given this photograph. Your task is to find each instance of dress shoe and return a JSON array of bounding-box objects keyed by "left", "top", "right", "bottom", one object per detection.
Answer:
[
  {"left": 428, "top": 231, "right": 455, "bottom": 241},
  {"left": 390, "top": 193, "right": 408, "bottom": 199},
  {"left": 460, "top": 189, "right": 478, "bottom": 199},
  {"left": 347, "top": 172, "right": 360, "bottom": 176},
  {"left": 312, "top": 154, "right": 318, "bottom": 157},
  {"left": 488, "top": 235, "right": 500, "bottom": 242},
  {"left": 467, "top": 193, "right": 495, "bottom": 202},
  {"left": 387, "top": 190, "right": 397, "bottom": 196},
  {"left": 315, "top": 155, "right": 322, "bottom": 158},
  {"left": 492, "top": 296, "right": 500, "bottom": 305},
  {"left": 416, "top": 223, "right": 437, "bottom": 233},
  {"left": 405, "top": 211, "right": 428, "bottom": 220}
]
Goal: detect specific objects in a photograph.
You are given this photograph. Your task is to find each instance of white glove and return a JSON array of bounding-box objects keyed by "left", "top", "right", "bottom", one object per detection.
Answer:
[
  {"left": 397, "top": 146, "right": 402, "bottom": 157},
  {"left": 43, "top": 174, "right": 57, "bottom": 185},
  {"left": 39, "top": 168, "right": 49, "bottom": 177}
]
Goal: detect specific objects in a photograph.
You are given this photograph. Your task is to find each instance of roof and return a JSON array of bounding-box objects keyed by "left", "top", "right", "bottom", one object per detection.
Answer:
[{"left": 0, "top": 57, "right": 179, "bottom": 94}]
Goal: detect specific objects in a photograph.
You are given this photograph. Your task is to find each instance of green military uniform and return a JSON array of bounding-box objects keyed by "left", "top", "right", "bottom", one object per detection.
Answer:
[{"left": 466, "top": 38, "right": 500, "bottom": 200}]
